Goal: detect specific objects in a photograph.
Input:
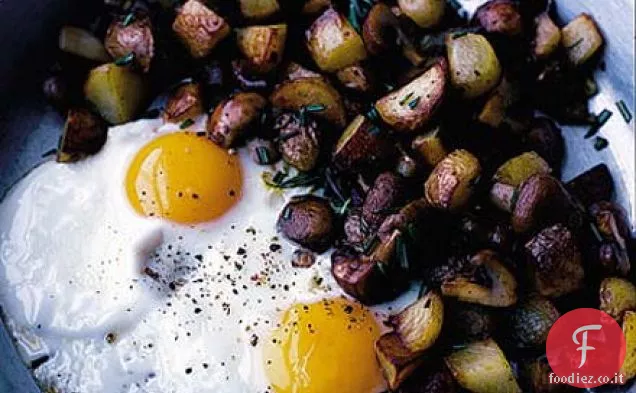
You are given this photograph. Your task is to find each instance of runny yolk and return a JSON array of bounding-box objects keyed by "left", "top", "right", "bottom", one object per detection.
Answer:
[
  {"left": 125, "top": 132, "right": 242, "bottom": 224},
  {"left": 263, "top": 297, "right": 386, "bottom": 393}
]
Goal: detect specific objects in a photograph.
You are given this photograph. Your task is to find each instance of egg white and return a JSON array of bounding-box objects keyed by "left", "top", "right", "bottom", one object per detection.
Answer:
[{"left": 0, "top": 117, "right": 418, "bottom": 393}]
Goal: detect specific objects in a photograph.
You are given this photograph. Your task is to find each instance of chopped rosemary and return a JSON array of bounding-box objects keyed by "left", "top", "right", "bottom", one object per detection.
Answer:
[
  {"left": 365, "top": 107, "right": 381, "bottom": 123},
  {"left": 565, "top": 38, "right": 584, "bottom": 50},
  {"left": 255, "top": 146, "right": 271, "bottom": 165},
  {"left": 362, "top": 234, "right": 379, "bottom": 254},
  {"left": 347, "top": 0, "right": 374, "bottom": 32},
  {"left": 331, "top": 198, "right": 352, "bottom": 216},
  {"left": 304, "top": 104, "right": 326, "bottom": 113},
  {"left": 180, "top": 118, "right": 195, "bottom": 129},
  {"left": 399, "top": 92, "right": 415, "bottom": 107},
  {"left": 114, "top": 52, "right": 135, "bottom": 66},
  {"left": 122, "top": 12, "right": 135, "bottom": 27},
  {"left": 594, "top": 136, "right": 609, "bottom": 151},
  {"left": 408, "top": 96, "right": 421, "bottom": 110},
  {"left": 616, "top": 100, "right": 633, "bottom": 124},
  {"left": 584, "top": 109, "right": 612, "bottom": 138},
  {"left": 262, "top": 170, "right": 323, "bottom": 189},
  {"left": 452, "top": 31, "right": 468, "bottom": 39}
]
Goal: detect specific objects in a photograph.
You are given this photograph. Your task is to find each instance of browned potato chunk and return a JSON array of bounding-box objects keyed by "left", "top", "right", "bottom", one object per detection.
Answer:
[
  {"left": 391, "top": 291, "right": 444, "bottom": 353},
  {"left": 525, "top": 224, "right": 584, "bottom": 298},
  {"left": 105, "top": 15, "right": 154, "bottom": 72},
  {"left": 282, "top": 62, "right": 322, "bottom": 81},
  {"left": 332, "top": 115, "right": 395, "bottom": 171},
  {"left": 445, "top": 339, "right": 522, "bottom": 393},
  {"left": 277, "top": 196, "right": 334, "bottom": 252},
  {"left": 172, "top": 0, "right": 230, "bottom": 58},
  {"left": 336, "top": 64, "right": 376, "bottom": 94},
  {"left": 306, "top": 8, "right": 367, "bottom": 72},
  {"left": 375, "top": 60, "right": 446, "bottom": 133},
  {"left": 446, "top": 33, "right": 502, "bottom": 99},
  {"left": 534, "top": 13, "right": 561, "bottom": 59},
  {"left": 375, "top": 332, "right": 424, "bottom": 390},
  {"left": 363, "top": 172, "right": 404, "bottom": 229},
  {"left": 162, "top": 82, "right": 203, "bottom": 124},
  {"left": 274, "top": 112, "right": 321, "bottom": 172},
  {"left": 411, "top": 128, "right": 447, "bottom": 167},
  {"left": 477, "top": 77, "right": 520, "bottom": 128},
  {"left": 303, "top": 0, "right": 332, "bottom": 15},
  {"left": 398, "top": 0, "right": 445, "bottom": 28},
  {"left": 561, "top": 13, "right": 603, "bottom": 66},
  {"left": 494, "top": 152, "right": 551, "bottom": 187},
  {"left": 473, "top": 0, "right": 522, "bottom": 36},
  {"left": 621, "top": 311, "right": 636, "bottom": 380},
  {"left": 441, "top": 250, "right": 518, "bottom": 307},
  {"left": 600, "top": 277, "right": 636, "bottom": 322},
  {"left": 270, "top": 77, "right": 347, "bottom": 127},
  {"left": 58, "top": 26, "right": 111, "bottom": 62},
  {"left": 424, "top": 149, "right": 481, "bottom": 211},
  {"left": 507, "top": 295, "right": 560, "bottom": 349},
  {"left": 57, "top": 108, "right": 107, "bottom": 163},
  {"left": 236, "top": 24, "right": 287, "bottom": 73},
  {"left": 238, "top": 0, "right": 280, "bottom": 20},
  {"left": 84, "top": 63, "right": 147, "bottom": 124},
  {"left": 523, "top": 357, "right": 577, "bottom": 393},
  {"left": 206, "top": 92, "right": 267, "bottom": 148}
]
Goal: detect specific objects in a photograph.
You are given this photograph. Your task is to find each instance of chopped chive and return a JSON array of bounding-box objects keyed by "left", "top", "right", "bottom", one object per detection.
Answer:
[
  {"left": 332, "top": 198, "right": 351, "bottom": 216},
  {"left": 565, "top": 38, "right": 584, "bottom": 50},
  {"left": 282, "top": 205, "right": 292, "bottom": 220},
  {"left": 362, "top": 234, "right": 379, "bottom": 254},
  {"left": 122, "top": 12, "right": 135, "bottom": 27},
  {"left": 408, "top": 96, "right": 421, "bottom": 110},
  {"left": 304, "top": 104, "right": 325, "bottom": 113},
  {"left": 368, "top": 124, "right": 381, "bottom": 136},
  {"left": 584, "top": 109, "right": 612, "bottom": 138},
  {"left": 365, "top": 107, "right": 380, "bottom": 123},
  {"left": 594, "top": 136, "right": 609, "bottom": 151},
  {"left": 179, "top": 118, "right": 194, "bottom": 129},
  {"left": 399, "top": 92, "right": 415, "bottom": 106},
  {"left": 114, "top": 52, "right": 135, "bottom": 66},
  {"left": 452, "top": 31, "right": 468, "bottom": 39},
  {"left": 616, "top": 100, "right": 633, "bottom": 124},
  {"left": 272, "top": 171, "right": 287, "bottom": 184},
  {"left": 255, "top": 146, "right": 271, "bottom": 165},
  {"left": 262, "top": 170, "right": 323, "bottom": 189}
]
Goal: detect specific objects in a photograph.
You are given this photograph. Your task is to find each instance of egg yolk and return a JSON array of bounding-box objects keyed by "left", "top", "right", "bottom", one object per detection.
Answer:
[
  {"left": 263, "top": 297, "right": 386, "bottom": 393},
  {"left": 125, "top": 132, "right": 242, "bottom": 224}
]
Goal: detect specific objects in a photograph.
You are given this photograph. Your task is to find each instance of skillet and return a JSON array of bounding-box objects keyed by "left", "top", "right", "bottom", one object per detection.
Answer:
[{"left": 0, "top": 0, "right": 633, "bottom": 391}]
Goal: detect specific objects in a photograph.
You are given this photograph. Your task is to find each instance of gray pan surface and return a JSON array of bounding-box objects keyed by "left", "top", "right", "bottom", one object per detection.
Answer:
[{"left": 0, "top": 0, "right": 634, "bottom": 392}]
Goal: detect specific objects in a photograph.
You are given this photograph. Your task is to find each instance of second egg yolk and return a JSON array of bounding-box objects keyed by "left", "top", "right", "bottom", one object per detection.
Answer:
[
  {"left": 263, "top": 297, "right": 386, "bottom": 393},
  {"left": 125, "top": 132, "right": 242, "bottom": 224}
]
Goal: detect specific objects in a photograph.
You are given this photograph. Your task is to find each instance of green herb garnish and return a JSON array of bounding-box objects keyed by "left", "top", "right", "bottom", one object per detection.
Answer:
[
  {"left": 408, "top": 96, "right": 421, "bottom": 110},
  {"left": 594, "top": 136, "right": 609, "bottom": 151},
  {"left": 395, "top": 234, "right": 409, "bottom": 271},
  {"left": 180, "top": 118, "right": 195, "bottom": 129},
  {"left": 584, "top": 78, "right": 598, "bottom": 98},
  {"left": 584, "top": 109, "right": 612, "bottom": 138},
  {"left": 399, "top": 92, "right": 415, "bottom": 107},
  {"left": 304, "top": 104, "right": 326, "bottom": 113},
  {"left": 365, "top": 107, "right": 381, "bottom": 123},
  {"left": 348, "top": 0, "right": 374, "bottom": 32},
  {"left": 362, "top": 234, "right": 379, "bottom": 254},
  {"left": 565, "top": 38, "right": 584, "bottom": 50},
  {"left": 122, "top": 12, "right": 135, "bottom": 27},
  {"left": 616, "top": 100, "right": 633, "bottom": 124},
  {"left": 114, "top": 52, "right": 135, "bottom": 66},
  {"left": 262, "top": 170, "right": 323, "bottom": 189},
  {"left": 331, "top": 198, "right": 352, "bottom": 216},
  {"left": 255, "top": 146, "right": 271, "bottom": 165},
  {"left": 452, "top": 31, "right": 468, "bottom": 39}
]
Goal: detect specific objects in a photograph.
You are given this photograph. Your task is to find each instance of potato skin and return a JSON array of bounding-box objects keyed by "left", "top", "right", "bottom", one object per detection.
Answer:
[
  {"left": 362, "top": 3, "right": 399, "bottom": 55},
  {"left": 391, "top": 290, "right": 444, "bottom": 353},
  {"left": 375, "top": 332, "right": 424, "bottom": 390},
  {"left": 306, "top": 7, "right": 367, "bottom": 72},
  {"left": 398, "top": 0, "right": 445, "bottom": 28},
  {"left": 561, "top": 13, "right": 603, "bottom": 66},
  {"left": 163, "top": 82, "right": 203, "bottom": 124},
  {"left": 236, "top": 24, "right": 287, "bottom": 73},
  {"left": 206, "top": 92, "right": 267, "bottom": 148},
  {"left": 172, "top": 0, "right": 230, "bottom": 58},
  {"left": 336, "top": 64, "right": 376, "bottom": 94},
  {"left": 493, "top": 152, "right": 551, "bottom": 187},
  {"left": 105, "top": 16, "right": 154, "bottom": 72},
  {"left": 473, "top": 0, "right": 522, "bottom": 36},
  {"left": 277, "top": 196, "right": 334, "bottom": 252},
  {"left": 375, "top": 59, "right": 447, "bottom": 133},
  {"left": 446, "top": 33, "right": 502, "bottom": 99},
  {"left": 600, "top": 277, "right": 636, "bottom": 322},
  {"left": 57, "top": 108, "right": 107, "bottom": 163},
  {"left": 270, "top": 77, "right": 347, "bottom": 127},
  {"left": 507, "top": 295, "right": 560, "bottom": 348},
  {"left": 362, "top": 172, "right": 404, "bottom": 229},
  {"left": 424, "top": 149, "right": 481, "bottom": 211},
  {"left": 274, "top": 112, "right": 321, "bottom": 172},
  {"left": 238, "top": 0, "right": 280, "bottom": 20},
  {"left": 411, "top": 130, "right": 447, "bottom": 167},
  {"left": 84, "top": 63, "right": 147, "bottom": 124},
  {"left": 332, "top": 115, "right": 395, "bottom": 172},
  {"left": 534, "top": 13, "right": 561, "bottom": 59}
]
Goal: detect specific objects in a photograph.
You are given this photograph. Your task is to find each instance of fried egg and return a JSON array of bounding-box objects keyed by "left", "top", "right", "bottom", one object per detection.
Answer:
[{"left": 0, "top": 117, "right": 417, "bottom": 393}]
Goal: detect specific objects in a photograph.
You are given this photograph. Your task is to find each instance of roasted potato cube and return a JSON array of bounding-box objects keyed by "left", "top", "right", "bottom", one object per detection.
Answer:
[
  {"left": 424, "top": 149, "right": 481, "bottom": 211},
  {"left": 238, "top": 0, "right": 280, "bottom": 20},
  {"left": 561, "top": 13, "right": 603, "bottom": 66},
  {"left": 473, "top": 0, "right": 522, "bottom": 36},
  {"left": 172, "top": 0, "right": 230, "bottom": 58},
  {"left": 590, "top": 202, "right": 631, "bottom": 276},
  {"left": 441, "top": 250, "right": 517, "bottom": 307},
  {"left": 398, "top": 0, "right": 445, "bottom": 28},
  {"left": 274, "top": 112, "right": 321, "bottom": 172},
  {"left": 236, "top": 24, "right": 287, "bottom": 73},
  {"left": 525, "top": 224, "right": 584, "bottom": 298},
  {"left": 363, "top": 172, "right": 404, "bottom": 229},
  {"left": 332, "top": 115, "right": 395, "bottom": 171},
  {"left": 270, "top": 77, "right": 347, "bottom": 127},
  {"left": 336, "top": 64, "right": 376, "bottom": 94},
  {"left": 534, "top": 13, "right": 561, "bottom": 59},
  {"left": 600, "top": 277, "right": 636, "bottom": 322},
  {"left": 477, "top": 77, "right": 520, "bottom": 128},
  {"left": 507, "top": 295, "right": 560, "bottom": 348},
  {"left": 57, "top": 108, "right": 107, "bottom": 163},
  {"left": 447, "top": 302, "right": 495, "bottom": 342},
  {"left": 375, "top": 332, "right": 424, "bottom": 391},
  {"left": 620, "top": 311, "right": 636, "bottom": 380},
  {"left": 391, "top": 291, "right": 443, "bottom": 353},
  {"left": 523, "top": 357, "right": 577, "bottom": 393},
  {"left": 375, "top": 60, "right": 446, "bottom": 133},
  {"left": 84, "top": 63, "right": 147, "bottom": 124},
  {"left": 494, "top": 152, "right": 551, "bottom": 187},
  {"left": 446, "top": 33, "right": 502, "bottom": 99},
  {"left": 58, "top": 26, "right": 111, "bottom": 62},
  {"left": 302, "top": 0, "right": 332, "bottom": 15},
  {"left": 306, "top": 8, "right": 367, "bottom": 72},
  {"left": 411, "top": 128, "right": 447, "bottom": 167},
  {"left": 206, "top": 92, "right": 267, "bottom": 148},
  {"left": 105, "top": 15, "right": 154, "bottom": 72},
  {"left": 277, "top": 196, "right": 334, "bottom": 252},
  {"left": 527, "top": 117, "right": 565, "bottom": 170},
  {"left": 282, "top": 62, "right": 322, "bottom": 81},
  {"left": 163, "top": 82, "right": 203, "bottom": 124},
  {"left": 565, "top": 164, "right": 614, "bottom": 207},
  {"left": 445, "top": 339, "right": 522, "bottom": 393}
]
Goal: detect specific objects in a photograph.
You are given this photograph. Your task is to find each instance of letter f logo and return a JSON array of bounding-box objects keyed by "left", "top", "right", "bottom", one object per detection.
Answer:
[{"left": 572, "top": 324, "right": 602, "bottom": 368}]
